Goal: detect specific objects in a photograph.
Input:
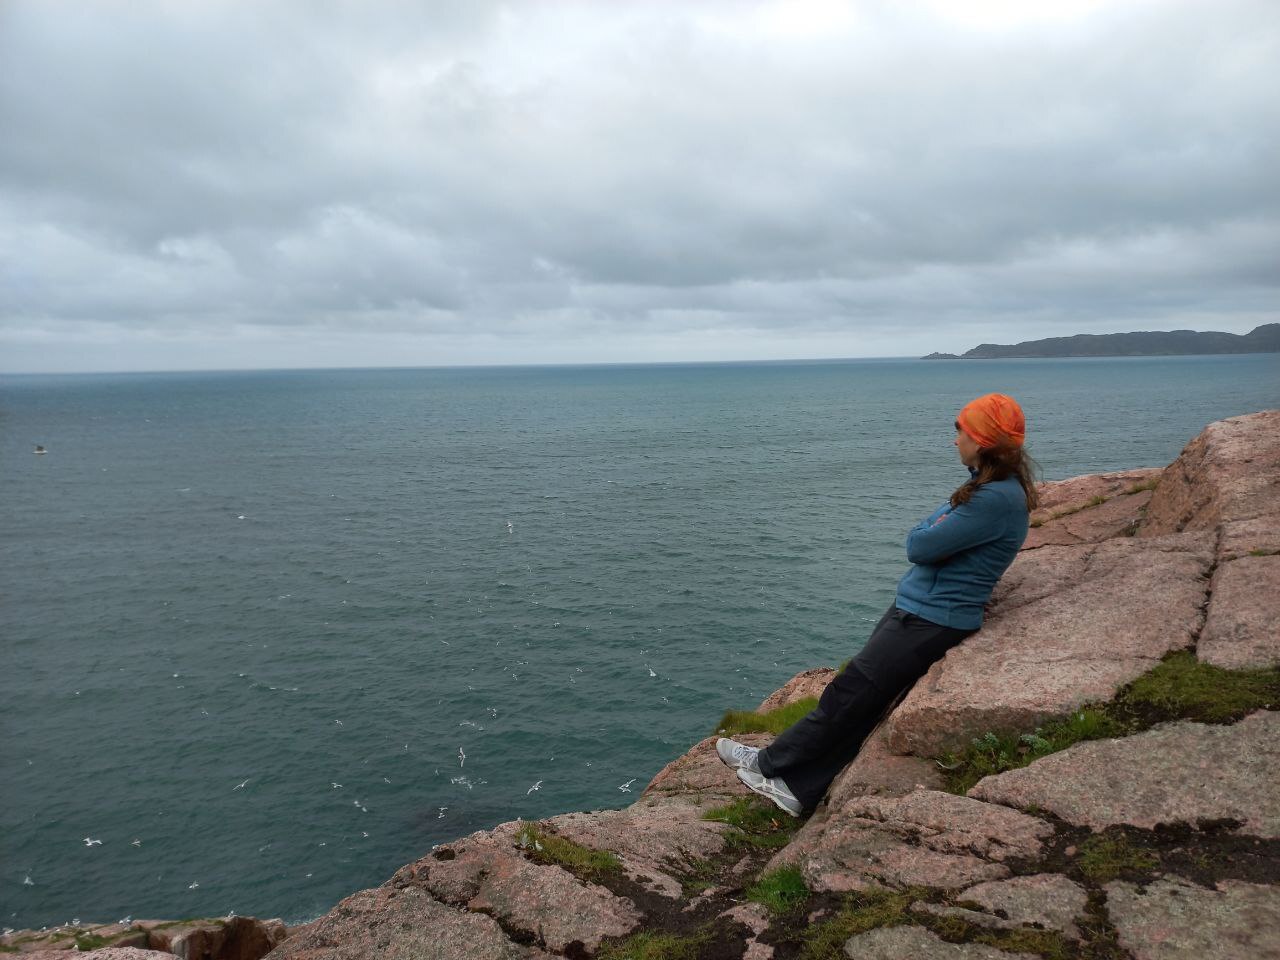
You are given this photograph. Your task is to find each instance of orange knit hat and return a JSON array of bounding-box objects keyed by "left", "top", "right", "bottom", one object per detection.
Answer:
[{"left": 957, "top": 393, "right": 1026, "bottom": 449}]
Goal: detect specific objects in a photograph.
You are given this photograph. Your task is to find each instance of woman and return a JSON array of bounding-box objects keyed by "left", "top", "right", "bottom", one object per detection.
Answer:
[{"left": 717, "top": 393, "right": 1038, "bottom": 816}]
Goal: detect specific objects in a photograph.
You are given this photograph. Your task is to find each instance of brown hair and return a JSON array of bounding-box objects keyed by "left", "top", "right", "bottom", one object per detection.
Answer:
[{"left": 950, "top": 443, "right": 1040, "bottom": 511}]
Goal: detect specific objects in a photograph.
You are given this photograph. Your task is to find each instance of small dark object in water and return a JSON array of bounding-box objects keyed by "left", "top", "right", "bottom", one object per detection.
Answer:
[{"left": 34, "top": 445, "right": 47, "bottom": 454}]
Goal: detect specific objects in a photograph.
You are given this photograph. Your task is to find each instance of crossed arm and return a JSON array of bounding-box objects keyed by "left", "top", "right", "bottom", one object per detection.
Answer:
[{"left": 905, "top": 490, "right": 1007, "bottom": 565}]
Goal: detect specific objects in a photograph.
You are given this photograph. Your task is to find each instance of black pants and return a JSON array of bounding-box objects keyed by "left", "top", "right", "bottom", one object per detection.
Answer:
[{"left": 757, "top": 606, "right": 972, "bottom": 811}]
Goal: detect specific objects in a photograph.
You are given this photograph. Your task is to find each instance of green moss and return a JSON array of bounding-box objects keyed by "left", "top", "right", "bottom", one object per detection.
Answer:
[
  {"left": 1075, "top": 832, "right": 1159, "bottom": 883},
  {"left": 73, "top": 934, "right": 112, "bottom": 951},
  {"left": 935, "top": 653, "right": 1280, "bottom": 794},
  {"left": 1127, "top": 477, "right": 1161, "bottom": 493},
  {"left": 145, "top": 918, "right": 220, "bottom": 931},
  {"left": 1117, "top": 651, "right": 1279, "bottom": 724},
  {"left": 515, "top": 824, "right": 621, "bottom": 882},
  {"left": 676, "top": 857, "right": 718, "bottom": 897},
  {"left": 920, "top": 915, "right": 1077, "bottom": 960},
  {"left": 702, "top": 797, "right": 799, "bottom": 849},
  {"left": 937, "top": 707, "right": 1125, "bottom": 794},
  {"left": 1248, "top": 548, "right": 1278, "bottom": 557},
  {"left": 715, "top": 697, "right": 818, "bottom": 736},
  {"left": 801, "top": 887, "right": 926, "bottom": 960},
  {"left": 596, "top": 929, "right": 712, "bottom": 960},
  {"left": 746, "top": 866, "right": 809, "bottom": 914}
]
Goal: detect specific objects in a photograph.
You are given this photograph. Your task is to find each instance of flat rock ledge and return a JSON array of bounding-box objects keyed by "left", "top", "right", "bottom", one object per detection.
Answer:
[
  {"left": 1200, "top": 554, "right": 1280, "bottom": 669},
  {"left": 1105, "top": 877, "right": 1280, "bottom": 960},
  {"left": 915, "top": 873, "right": 1089, "bottom": 941},
  {"left": 841, "top": 925, "right": 1039, "bottom": 959},
  {"left": 969, "top": 710, "right": 1280, "bottom": 836}
]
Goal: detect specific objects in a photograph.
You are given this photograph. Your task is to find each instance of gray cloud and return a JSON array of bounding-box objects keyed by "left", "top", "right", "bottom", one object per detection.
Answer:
[{"left": 1, "top": 0, "right": 1277, "bottom": 371}]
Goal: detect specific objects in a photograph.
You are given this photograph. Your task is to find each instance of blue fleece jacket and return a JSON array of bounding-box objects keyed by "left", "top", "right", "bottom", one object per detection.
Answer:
[{"left": 894, "top": 473, "right": 1029, "bottom": 630}]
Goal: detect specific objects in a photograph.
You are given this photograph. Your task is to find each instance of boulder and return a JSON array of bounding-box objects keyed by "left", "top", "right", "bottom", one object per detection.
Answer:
[
  {"left": 886, "top": 533, "right": 1213, "bottom": 756},
  {"left": 546, "top": 798, "right": 730, "bottom": 899},
  {"left": 769, "top": 789, "right": 1051, "bottom": 893},
  {"left": 263, "top": 885, "right": 540, "bottom": 960},
  {"left": 1104, "top": 877, "right": 1280, "bottom": 960},
  {"left": 389, "top": 822, "right": 641, "bottom": 954},
  {"left": 1140, "top": 410, "right": 1280, "bottom": 544},
  {"left": 1199, "top": 555, "right": 1280, "bottom": 669},
  {"left": 841, "top": 924, "right": 1039, "bottom": 959},
  {"left": 969, "top": 710, "right": 1280, "bottom": 836}
]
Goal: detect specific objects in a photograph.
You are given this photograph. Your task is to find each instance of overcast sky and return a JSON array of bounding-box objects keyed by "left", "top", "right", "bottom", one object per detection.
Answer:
[{"left": 1, "top": 0, "right": 1277, "bottom": 373}]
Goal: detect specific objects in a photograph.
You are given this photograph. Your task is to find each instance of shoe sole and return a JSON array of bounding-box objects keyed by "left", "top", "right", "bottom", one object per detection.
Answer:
[{"left": 736, "top": 769, "right": 801, "bottom": 817}]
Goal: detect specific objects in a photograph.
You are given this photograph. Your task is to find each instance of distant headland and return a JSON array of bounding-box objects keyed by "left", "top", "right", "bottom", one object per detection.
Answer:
[{"left": 923, "top": 322, "right": 1280, "bottom": 359}]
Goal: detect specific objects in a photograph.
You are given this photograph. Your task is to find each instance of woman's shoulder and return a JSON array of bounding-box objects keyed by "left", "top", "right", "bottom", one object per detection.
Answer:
[{"left": 974, "top": 476, "right": 1028, "bottom": 511}]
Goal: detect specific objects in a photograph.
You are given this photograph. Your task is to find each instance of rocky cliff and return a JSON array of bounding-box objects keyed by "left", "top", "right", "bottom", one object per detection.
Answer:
[{"left": 8, "top": 411, "right": 1278, "bottom": 960}]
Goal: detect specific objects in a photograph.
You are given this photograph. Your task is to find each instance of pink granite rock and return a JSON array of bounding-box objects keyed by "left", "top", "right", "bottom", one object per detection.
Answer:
[
  {"left": 547, "top": 799, "right": 730, "bottom": 898},
  {"left": 21, "top": 952, "right": 173, "bottom": 960},
  {"left": 1023, "top": 488, "right": 1152, "bottom": 549},
  {"left": 1199, "top": 555, "right": 1280, "bottom": 669},
  {"left": 142, "top": 916, "right": 286, "bottom": 960},
  {"left": 755, "top": 668, "right": 835, "bottom": 712},
  {"left": 263, "top": 885, "right": 539, "bottom": 960},
  {"left": 1140, "top": 410, "right": 1280, "bottom": 542},
  {"left": 642, "top": 733, "right": 769, "bottom": 800},
  {"left": 970, "top": 710, "right": 1280, "bottom": 836},
  {"left": 824, "top": 723, "right": 945, "bottom": 812},
  {"left": 887, "top": 533, "right": 1213, "bottom": 756},
  {"left": 938, "top": 873, "right": 1089, "bottom": 940},
  {"left": 720, "top": 903, "right": 772, "bottom": 960},
  {"left": 1030, "top": 469, "right": 1162, "bottom": 526},
  {"left": 1104, "top": 877, "right": 1280, "bottom": 960},
  {"left": 841, "top": 924, "right": 1039, "bottom": 959},
  {"left": 1219, "top": 516, "right": 1280, "bottom": 560},
  {"left": 769, "top": 789, "right": 1051, "bottom": 893},
  {"left": 391, "top": 822, "right": 641, "bottom": 954}
]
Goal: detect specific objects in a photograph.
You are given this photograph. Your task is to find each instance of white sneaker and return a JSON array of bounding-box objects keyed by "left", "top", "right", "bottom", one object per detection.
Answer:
[
  {"left": 736, "top": 768, "right": 802, "bottom": 817},
  {"left": 716, "top": 738, "right": 761, "bottom": 773}
]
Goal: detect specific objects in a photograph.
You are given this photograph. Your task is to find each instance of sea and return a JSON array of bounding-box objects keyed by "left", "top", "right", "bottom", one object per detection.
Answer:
[{"left": 2, "top": 354, "right": 1277, "bottom": 929}]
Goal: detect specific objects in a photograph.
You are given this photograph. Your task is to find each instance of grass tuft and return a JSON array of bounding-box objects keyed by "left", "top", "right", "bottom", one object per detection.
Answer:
[
  {"left": 1127, "top": 477, "right": 1161, "bottom": 493},
  {"left": 935, "top": 652, "right": 1280, "bottom": 793},
  {"left": 715, "top": 697, "right": 817, "bottom": 736},
  {"left": 1248, "top": 548, "right": 1278, "bottom": 557},
  {"left": 746, "top": 866, "right": 809, "bottom": 914},
  {"left": 702, "top": 797, "right": 800, "bottom": 849},
  {"left": 936, "top": 708, "right": 1124, "bottom": 794},
  {"left": 1075, "top": 832, "right": 1159, "bottom": 883},
  {"left": 800, "top": 886, "right": 926, "bottom": 960},
  {"left": 515, "top": 824, "right": 622, "bottom": 882},
  {"left": 596, "top": 929, "right": 712, "bottom": 960}
]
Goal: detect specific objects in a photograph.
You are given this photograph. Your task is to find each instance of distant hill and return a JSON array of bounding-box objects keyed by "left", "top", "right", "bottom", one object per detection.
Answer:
[{"left": 924, "top": 323, "right": 1280, "bottom": 359}]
